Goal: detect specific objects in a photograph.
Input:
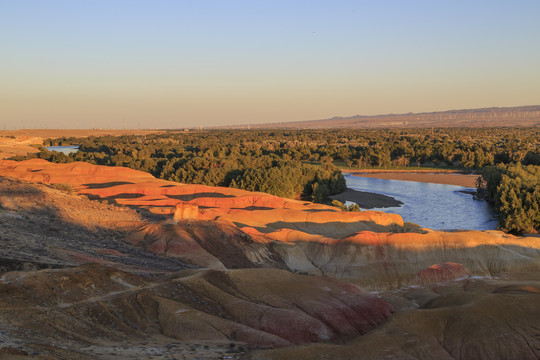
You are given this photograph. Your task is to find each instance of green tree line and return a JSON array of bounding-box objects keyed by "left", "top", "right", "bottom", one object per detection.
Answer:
[
  {"left": 41, "top": 127, "right": 539, "bottom": 168},
  {"left": 477, "top": 164, "right": 540, "bottom": 234},
  {"left": 28, "top": 132, "right": 348, "bottom": 201}
]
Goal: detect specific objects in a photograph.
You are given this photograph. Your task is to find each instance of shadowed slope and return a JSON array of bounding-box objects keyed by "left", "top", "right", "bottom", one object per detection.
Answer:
[
  {"left": 0, "top": 264, "right": 394, "bottom": 357},
  {"left": 0, "top": 177, "right": 187, "bottom": 275}
]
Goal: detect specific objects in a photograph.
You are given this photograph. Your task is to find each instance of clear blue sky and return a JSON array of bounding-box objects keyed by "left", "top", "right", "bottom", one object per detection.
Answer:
[{"left": 1, "top": 0, "right": 539, "bottom": 129}]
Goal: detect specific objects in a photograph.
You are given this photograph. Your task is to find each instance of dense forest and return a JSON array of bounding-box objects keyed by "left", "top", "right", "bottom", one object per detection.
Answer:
[
  {"left": 38, "top": 127, "right": 540, "bottom": 168},
  {"left": 17, "top": 128, "right": 540, "bottom": 232}
]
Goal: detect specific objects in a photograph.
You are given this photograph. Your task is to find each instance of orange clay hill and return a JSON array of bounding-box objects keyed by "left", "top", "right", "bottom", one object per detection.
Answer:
[{"left": 1, "top": 159, "right": 539, "bottom": 289}]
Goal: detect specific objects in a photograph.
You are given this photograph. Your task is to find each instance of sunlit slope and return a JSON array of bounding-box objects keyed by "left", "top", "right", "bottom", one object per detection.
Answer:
[{"left": 1, "top": 159, "right": 539, "bottom": 288}]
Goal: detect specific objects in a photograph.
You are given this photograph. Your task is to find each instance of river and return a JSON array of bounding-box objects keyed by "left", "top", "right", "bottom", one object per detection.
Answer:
[
  {"left": 45, "top": 145, "right": 79, "bottom": 154},
  {"left": 343, "top": 173, "right": 498, "bottom": 231}
]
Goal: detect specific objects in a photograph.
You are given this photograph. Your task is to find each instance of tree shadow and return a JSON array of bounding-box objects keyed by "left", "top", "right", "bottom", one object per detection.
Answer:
[
  {"left": 233, "top": 220, "right": 400, "bottom": 235},
  {"left": 83, "top": 181, "right": 134, "bottom": 189},
  {"left": 165, "top": 192, "right": 235, "bottom": 200}
]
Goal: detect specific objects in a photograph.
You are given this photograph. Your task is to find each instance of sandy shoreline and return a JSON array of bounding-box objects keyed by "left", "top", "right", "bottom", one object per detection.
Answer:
[
  {"left": 347, "top": 171, "right": 480, "bottom": 188},
  {"left": 330, "top": 188, "right": 403, "bottom": 209}
]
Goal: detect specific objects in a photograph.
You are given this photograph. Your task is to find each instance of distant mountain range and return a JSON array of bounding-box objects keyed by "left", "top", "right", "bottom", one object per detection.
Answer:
[{"left": 217, "top": 105, "right": 540, "bottom": 129}]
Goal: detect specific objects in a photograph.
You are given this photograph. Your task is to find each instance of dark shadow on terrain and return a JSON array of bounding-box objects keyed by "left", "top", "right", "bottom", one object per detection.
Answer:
[
  {"left": 0, "top": 257, "right": 67, "bottom": 274},
  {"left": 233, "top": 220, "right": 401, "bottom": 235},
  {"left": 83, "top": 181, "right": 134, "bottom": 189},
  {"left": 302, "top": 208, "right": 340, "bottom": 213},
  {"left": 0, "top": 177, "right": 191, "bottom": 275},
  {"left": 232, "top": 206, "right": 338, "bottom": 212},
  {"left": 102, "top": 193, "right": 146, "bottom": 199},
  {"left": 165, "top": 192, "right": 235, "bottom": 200},
  {"left": 84, "top": 194, "right": 162, "bottom": 204},
  {"left": 0, "top": 184, "right": 42, "bottom": 197},
  {"left": 231, "top": 206, "right": 275, "bottom": 211}
]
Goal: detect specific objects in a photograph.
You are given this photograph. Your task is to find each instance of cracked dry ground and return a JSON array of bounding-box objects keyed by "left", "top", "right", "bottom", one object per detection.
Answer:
[{"left": 1, "top": 176, "right": 540, "bottom": 359}]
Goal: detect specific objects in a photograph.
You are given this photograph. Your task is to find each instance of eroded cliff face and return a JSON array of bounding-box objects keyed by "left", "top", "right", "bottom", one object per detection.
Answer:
[{"left": 1, "top": 159, "right": 540, "bottom": 359}]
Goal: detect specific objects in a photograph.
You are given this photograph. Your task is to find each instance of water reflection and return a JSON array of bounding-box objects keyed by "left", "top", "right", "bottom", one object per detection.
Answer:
[{"left": 344, "top": 174, "right": 498, "bottom": 231}]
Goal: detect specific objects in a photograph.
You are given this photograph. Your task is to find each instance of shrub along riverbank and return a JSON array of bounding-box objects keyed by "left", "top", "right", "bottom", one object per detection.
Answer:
[{"left": 477, "top": 164, "right": 540, "bottom": 234}]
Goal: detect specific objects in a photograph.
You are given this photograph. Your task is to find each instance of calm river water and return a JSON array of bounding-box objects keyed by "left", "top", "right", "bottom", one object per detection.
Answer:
[
  {"left": 45, "top": 145, "right": 79, "bottom": 154},
  {"left": 344, "top": 173, "right": 498, "bottom": 231}
]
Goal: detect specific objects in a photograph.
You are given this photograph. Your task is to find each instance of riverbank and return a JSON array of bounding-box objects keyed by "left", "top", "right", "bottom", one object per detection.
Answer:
[
  {"left": 346, "top": 171, "right": 480, "bottom": 188},
  {"left": 330, "top": 188, "right": 403, "bottom": 209}
]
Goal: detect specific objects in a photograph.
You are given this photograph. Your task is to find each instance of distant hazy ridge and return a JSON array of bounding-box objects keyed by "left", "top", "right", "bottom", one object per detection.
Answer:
[{"left": 218, "top": 105, "right": 540, "bottom": 129}]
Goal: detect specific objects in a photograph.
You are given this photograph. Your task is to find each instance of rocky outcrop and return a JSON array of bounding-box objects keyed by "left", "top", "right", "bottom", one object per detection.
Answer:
[
  {"left": 416, "top": 262, "right": 471, "bottom": 284},
  {"left": 173, "top": 202, "right": 199, "bottom": 221}
]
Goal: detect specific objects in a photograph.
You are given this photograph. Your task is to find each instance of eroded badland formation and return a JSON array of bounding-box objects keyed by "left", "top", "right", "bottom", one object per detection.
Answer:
[{"left": 1, "top": 158, "right": 539, "bottom": 359}]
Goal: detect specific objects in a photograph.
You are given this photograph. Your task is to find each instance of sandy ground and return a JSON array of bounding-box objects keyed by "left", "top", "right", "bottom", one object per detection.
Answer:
[
  {"left": 350, "top": 172, "right": 480, "bottom": 188},
  {"left": 0, "top": 136, "right": 42, "bottom": 159}
]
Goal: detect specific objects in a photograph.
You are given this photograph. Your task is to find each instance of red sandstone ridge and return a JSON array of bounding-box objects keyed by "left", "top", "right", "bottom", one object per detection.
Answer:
[
  {"left": 0, "top": 159, "right": 404, "bottom": 236},
  {"left": 416, "top": 262, "right": 471, "bottom": 284},
  {"left": 2, "top": 159, "right": 540, "bottom": 288}
]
